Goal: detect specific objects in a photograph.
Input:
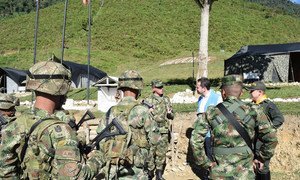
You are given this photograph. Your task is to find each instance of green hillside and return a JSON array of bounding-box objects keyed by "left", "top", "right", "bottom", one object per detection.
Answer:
[{"left": 0, "top": 0, "right": 300, "bottom": 81}]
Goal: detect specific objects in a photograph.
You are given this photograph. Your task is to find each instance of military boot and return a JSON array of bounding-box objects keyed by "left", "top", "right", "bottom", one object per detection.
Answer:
[{"left": 155, "top": 169, "right": 165, "bottom": 180}]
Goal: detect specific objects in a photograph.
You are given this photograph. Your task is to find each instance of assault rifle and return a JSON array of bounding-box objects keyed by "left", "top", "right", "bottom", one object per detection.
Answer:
[
  {"left": 83, "top": 118, "right": 127, "bottom": 154},
  {"left": 69, "top": 109, "right": 95, "bottom": 131}
]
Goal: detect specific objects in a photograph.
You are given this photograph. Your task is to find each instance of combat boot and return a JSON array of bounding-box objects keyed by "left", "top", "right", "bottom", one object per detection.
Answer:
[{"left": 155, "top": 169, "right": 165, "bottom": 180}]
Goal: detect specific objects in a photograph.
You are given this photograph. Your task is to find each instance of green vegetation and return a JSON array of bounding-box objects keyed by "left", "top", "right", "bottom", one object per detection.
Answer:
[
  {"left": 0, "top": 0, "right": 300, "bottom": 80},
  {"left": 247, "top": 0, "right": 300, "bottom": 17},
  {"left": 2, "top": 0, "right": 300, "bottom": 115},
  {"left": 0, "top": 0, "right": 63, "bottom": 17}
]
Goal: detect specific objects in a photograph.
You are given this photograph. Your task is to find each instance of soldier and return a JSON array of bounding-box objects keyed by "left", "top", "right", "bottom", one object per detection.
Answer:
[
  {"left": 97, "top": 70, "right": 155, "bottom": 179},
  {"left": 0, "top": 93, "right": 19, "bottom": 143},
  {"left": 0, "top": 60, "right": 105, "bottom": 179},
  {"left": 145, "top": 79, "right": 174, "bottom": 180},
  {"left": 190, "top": 74, "right": 278, "bottom": 179},
  {"left": 246, "top": 81, "right": 284, "bottom": 180}
]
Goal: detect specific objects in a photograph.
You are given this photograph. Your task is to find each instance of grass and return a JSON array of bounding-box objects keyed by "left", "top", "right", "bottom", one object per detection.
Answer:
[
  {"left": 3, "top": 0, "right": 300, "bottom": 116},
  {"left": 0, "top": 0, "right": 300, "bottom": 76}
]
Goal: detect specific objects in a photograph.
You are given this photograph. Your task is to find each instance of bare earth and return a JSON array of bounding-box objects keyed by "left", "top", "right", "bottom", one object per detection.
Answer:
[{"left": 162, "top": 113, "right": 300, "bottom": 180}]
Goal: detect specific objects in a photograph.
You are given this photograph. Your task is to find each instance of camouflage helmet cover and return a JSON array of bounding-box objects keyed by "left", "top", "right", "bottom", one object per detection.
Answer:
[
  {"left": 26, "top": 60, "right": 71, "bottom": 95},
  {"left": 118, "top": 70, "right": 143, "bottom": 90},
  {"left": 220, "top": 74, "right": 243, "bottom": 88},
  {"left": 0, "top": 93, "right": 20, "bottom": 110}
]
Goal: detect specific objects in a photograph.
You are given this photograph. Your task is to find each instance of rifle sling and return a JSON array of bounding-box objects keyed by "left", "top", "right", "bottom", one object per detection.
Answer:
[
  {"left": 20, "top": 118, "right": 53, "bottom": 162},
  {"left": 216, "top": 103, "right": 253, "bottom": 153}
]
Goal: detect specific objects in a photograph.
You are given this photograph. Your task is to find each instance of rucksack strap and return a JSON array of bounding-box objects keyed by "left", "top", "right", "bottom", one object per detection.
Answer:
[
  {"left": 216, "top": 103, "right": 253, "bottom": 153},
  {"left": 20, "top": 118, "right": 57, "bottom": 162}
]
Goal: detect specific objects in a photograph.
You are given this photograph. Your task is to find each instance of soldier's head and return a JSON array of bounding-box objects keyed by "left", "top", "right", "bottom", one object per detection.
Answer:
[
  {"left": 118, "top": 70, "right": 143, "bottom": 99},
  {"left": 151, "top": 79, "right": 164, "bottom": 97},
  {"left": 220, "top": 74, "right": 243, "bottom": 99},
  {"left": 26, "top": 60, "right": 71, "bottom": 111},
  {"left": 0, "top": 93, "right": 19, "bottom": 117},
  {"left": 196, "top": 77, "right": 211, "bottom": 96},
  {"left": 245, "top": 81, "right": 266, "bottom": 102}
]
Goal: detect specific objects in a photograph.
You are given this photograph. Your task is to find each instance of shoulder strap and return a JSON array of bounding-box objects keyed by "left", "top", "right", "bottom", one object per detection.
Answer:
[
  {"left": 216, "top": 103, "right": 253, "bottom": 152},
  {"left": 20, "top": 118, "right": 59, "bottom": 162}
]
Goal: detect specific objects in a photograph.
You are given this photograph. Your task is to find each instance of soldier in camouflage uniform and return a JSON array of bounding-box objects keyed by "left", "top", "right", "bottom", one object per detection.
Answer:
[
  {"left": 0, "top": 60, "right": 105, "bottom": 179},
  {"left": 246, "top": 81, "right": 284, "bottom": 180},
  {"left": 97, "top": 70, "right": 155, "bottom": 180},
  {"left": 0, "top": 93, "right": 19, "bottom": 143},
  {"left": 145, "top": 79, "right": 174, "bottom": 180},
  {"left": 190, "top": 74, "right": 278, "bottom": 179}
]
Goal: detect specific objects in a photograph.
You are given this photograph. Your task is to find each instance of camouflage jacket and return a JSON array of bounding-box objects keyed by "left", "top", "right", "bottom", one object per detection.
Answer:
[
  {"left": 0, "top": 115, "right": 20, "bottom": 179},
  {"left": 260, "top": 99, "right": 284, "bottom": 129},
  {"left": 0, "top": 115, "right": 16, "bottom": 143},
  {"left": 145, "top": 94, "right": 174, "bottom": 133},
  {"left": 190, "top": 96, "right": 278, "bottom": 179},
  {"left": 0, "top": 108, "right": 104, "bottom": 179}
]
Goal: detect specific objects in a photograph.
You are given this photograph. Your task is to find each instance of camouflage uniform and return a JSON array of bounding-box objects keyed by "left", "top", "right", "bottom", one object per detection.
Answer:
[
  {"left": 145, "top": 79, "right": 174, "bottom": 178},
  {"left": 246, "top": 81, "right": 284, "bottom": 179},
  {"left": 0, "top": 60, "right": 105, "bottom": 179},
  {"left": 190, "top": 75, "right": 278, "bottom": 179},
  {"left": 0, "top": 93, "right": 21, "bottom": 178},
  {"left": 97, "top": 70, "right": 155, "bottom": 180},
  {"left": 0, "top": 93, "right": 19, "bottom": 143}
]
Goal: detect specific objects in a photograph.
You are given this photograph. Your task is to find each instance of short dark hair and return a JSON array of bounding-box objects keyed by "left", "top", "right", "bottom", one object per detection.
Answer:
[{"left": 197, "top": 77, "right": 211, "bottom": 90}]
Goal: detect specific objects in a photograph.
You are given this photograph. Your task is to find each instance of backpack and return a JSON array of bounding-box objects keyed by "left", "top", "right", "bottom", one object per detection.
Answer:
[{"left": 101, "top": 103, "right": 137, "bottom": 166}]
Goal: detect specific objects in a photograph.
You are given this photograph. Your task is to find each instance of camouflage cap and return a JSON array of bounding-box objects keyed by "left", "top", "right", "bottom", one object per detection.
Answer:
[
  {"left": 26, "top": 60, "right": 71, "bottom": 95},
  {"left": 151, "top": 79, "right": 164, "bottom": 88},
  {"left": 118, "top": 70, "right": 143, "bottom": 90},
  {"left": 245, "top": 81, "right": 266, "bottom": 91},
  {"left": 0, "top": 93, "right": 20, "bottom": 110},
  {"left": 221, "top": 74, "right": 243, "bottom": 88}
]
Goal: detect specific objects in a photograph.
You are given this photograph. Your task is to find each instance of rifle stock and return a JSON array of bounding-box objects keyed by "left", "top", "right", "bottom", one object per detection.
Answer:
[
  {"left": 75, "top": 109, "right": 95, "bottom": 130},
  {"left": 83, "top": 118, "right": 127, "bottom": 154},
  {"left": 142, "top": 100, "right": 154, "bottom": 109}
]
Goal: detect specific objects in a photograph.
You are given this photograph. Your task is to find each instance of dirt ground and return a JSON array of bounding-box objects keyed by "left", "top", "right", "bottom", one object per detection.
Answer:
[{"left": 162, "top": 113, "right": 300, "bottom": 180}]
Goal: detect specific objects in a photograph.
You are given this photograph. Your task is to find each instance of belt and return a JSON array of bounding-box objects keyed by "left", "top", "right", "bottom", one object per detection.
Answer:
[{"left": 213, "top": 146, "right": 252, "bottom": 155}]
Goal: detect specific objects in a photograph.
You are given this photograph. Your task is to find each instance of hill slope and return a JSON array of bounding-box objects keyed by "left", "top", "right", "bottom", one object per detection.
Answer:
[{"left": 0, "top": 0, "right": 300, "bottom": 78}]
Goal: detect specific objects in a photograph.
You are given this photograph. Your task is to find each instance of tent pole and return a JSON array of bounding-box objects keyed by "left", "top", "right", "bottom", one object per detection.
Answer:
[
  {"left": 61, "top": 0, "right": 69, "bottom": 63},
  {"left": 86, "top": 0, "right": 92, "bottom": 104},
  {"left": 32, "top": 0, "right": 40, "bottom": 110},
  {"left": 33, "top": 0, "right": 40, "bottom": 65},
  {"left": 289, "top": 53, "right": 295, "bottom": 82}
]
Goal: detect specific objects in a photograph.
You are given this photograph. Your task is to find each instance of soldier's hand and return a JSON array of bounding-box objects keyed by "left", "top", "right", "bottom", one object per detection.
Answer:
[
  {"left": 253, "top": 159, "right": 264, "bottom": 172},
  {"left": 209, "top": 161, "right": 217, "bottom": 168}
]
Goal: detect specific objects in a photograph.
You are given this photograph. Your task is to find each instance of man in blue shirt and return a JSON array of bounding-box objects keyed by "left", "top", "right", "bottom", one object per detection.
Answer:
[{"left": 195, "top": 77, "right": 222, "bottom": 179}]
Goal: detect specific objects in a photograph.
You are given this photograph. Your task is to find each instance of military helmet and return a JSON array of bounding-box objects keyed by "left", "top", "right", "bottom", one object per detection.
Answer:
[
  {"left": 26, "top": 60, "right": 71, "bottom": 95},
  {"left": 220, "top": 74, "right": 243, "bottom": 88},
  {"left": 118, "top": 70, "right": 143, "bottom": 90},
  {"left": 0, "top": 93, "right": 20, "bottom": 110}
]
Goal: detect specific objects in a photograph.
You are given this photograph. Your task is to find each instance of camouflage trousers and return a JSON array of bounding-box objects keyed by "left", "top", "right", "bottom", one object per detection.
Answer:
[
  {"left": 149, "top": 133, "right": 169, "bottom": 170},
  {"left": 255, "top": 140, "right": 270, "bottom": 174},
  {"left": 105, "top": 164, "right": 148, "bottom": 180}
]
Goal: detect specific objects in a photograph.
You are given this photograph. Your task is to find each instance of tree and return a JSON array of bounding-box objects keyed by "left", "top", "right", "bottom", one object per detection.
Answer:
[{"left": 194, "top": 0, "right": 218, "bottom": 78}]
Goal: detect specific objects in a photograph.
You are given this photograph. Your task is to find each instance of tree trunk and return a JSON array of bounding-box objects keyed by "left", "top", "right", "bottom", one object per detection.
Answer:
[{"left": 197, "top": 1, "right": 210, "bottom": 79}]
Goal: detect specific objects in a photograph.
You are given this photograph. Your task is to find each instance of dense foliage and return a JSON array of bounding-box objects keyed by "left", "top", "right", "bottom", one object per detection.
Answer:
[
  {"left": 0, "top": 0, "right": 63, "bottom": 17},
  {"left": 247, "top": 0, "right": 300, "bottom": 17}
]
